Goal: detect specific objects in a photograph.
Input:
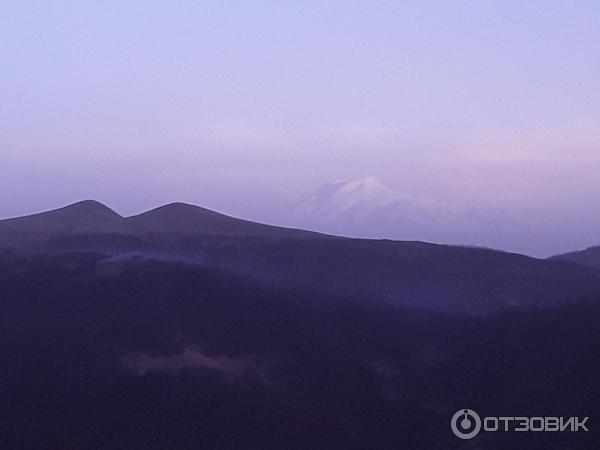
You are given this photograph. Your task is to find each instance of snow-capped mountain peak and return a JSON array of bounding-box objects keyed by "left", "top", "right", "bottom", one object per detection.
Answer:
[
  {"left": 305, "top": 177, "right": 412, "bottom": 215},
  {"left": 286, "top": 177, "right": 528, "bottom": 251},
  {"left": 292, "top": 177, "right": 472, "bottom": 242}
]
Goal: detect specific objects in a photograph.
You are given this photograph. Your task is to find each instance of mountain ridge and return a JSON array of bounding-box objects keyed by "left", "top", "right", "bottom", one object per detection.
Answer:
[
  {"left": 0, "top": 200, "right": 123, "bottom": 234},
  {"left": 2, "top": 199, "right": 600, "bottom": 314},
  {"left": 550, "top": 245, "right": 600, "bottom": 268},
  {"left": 0, "top": 200, "right": 324, "bottom": 241}
]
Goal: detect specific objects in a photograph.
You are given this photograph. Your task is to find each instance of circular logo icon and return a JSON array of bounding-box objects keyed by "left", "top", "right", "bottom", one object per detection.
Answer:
[{"left": 451, "top": 409, "right": 481, "bottom": 440}]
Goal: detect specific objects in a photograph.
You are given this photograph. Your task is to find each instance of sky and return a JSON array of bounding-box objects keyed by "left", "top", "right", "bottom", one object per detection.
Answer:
[{"left": 1, "top": 1, "right": 600, "bottom": 256}]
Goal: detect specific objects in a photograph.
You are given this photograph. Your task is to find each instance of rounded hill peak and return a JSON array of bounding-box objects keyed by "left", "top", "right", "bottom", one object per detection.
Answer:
[{"left": 0, "top": 200, "right": 122, "bottom": 233}]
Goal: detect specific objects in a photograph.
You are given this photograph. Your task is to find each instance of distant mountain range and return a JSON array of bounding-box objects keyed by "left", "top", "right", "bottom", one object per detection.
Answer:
[
  {"left": 0, "top": 200, "right": 319, "bottom": 240},
  {"left": 2, "top": 200, "right": 600, "bottom": 314}
]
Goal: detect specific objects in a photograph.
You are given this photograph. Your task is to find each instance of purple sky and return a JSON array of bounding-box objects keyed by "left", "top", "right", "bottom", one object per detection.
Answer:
[{"left": 1, "top": 1, "right": 599, "bottom": 256}]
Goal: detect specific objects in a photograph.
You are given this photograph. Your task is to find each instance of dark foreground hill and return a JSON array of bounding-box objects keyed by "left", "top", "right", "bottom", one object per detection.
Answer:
[
  {"left": 1, "top": 201, "right": 600, "bottom": 313},
  {"left": 0, "top": 252, "right": 597, "bottom": 450}
]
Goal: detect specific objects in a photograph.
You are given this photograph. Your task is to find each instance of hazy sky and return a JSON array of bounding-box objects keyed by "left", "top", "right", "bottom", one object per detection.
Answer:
[{"left": 2, "top": 1, "right": 599, "bottom": 255}]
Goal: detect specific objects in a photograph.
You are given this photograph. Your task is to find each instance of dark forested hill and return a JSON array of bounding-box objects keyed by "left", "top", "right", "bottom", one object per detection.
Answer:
[{"left": 0, "top": 252, "right": 597, "bottom": 449}]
